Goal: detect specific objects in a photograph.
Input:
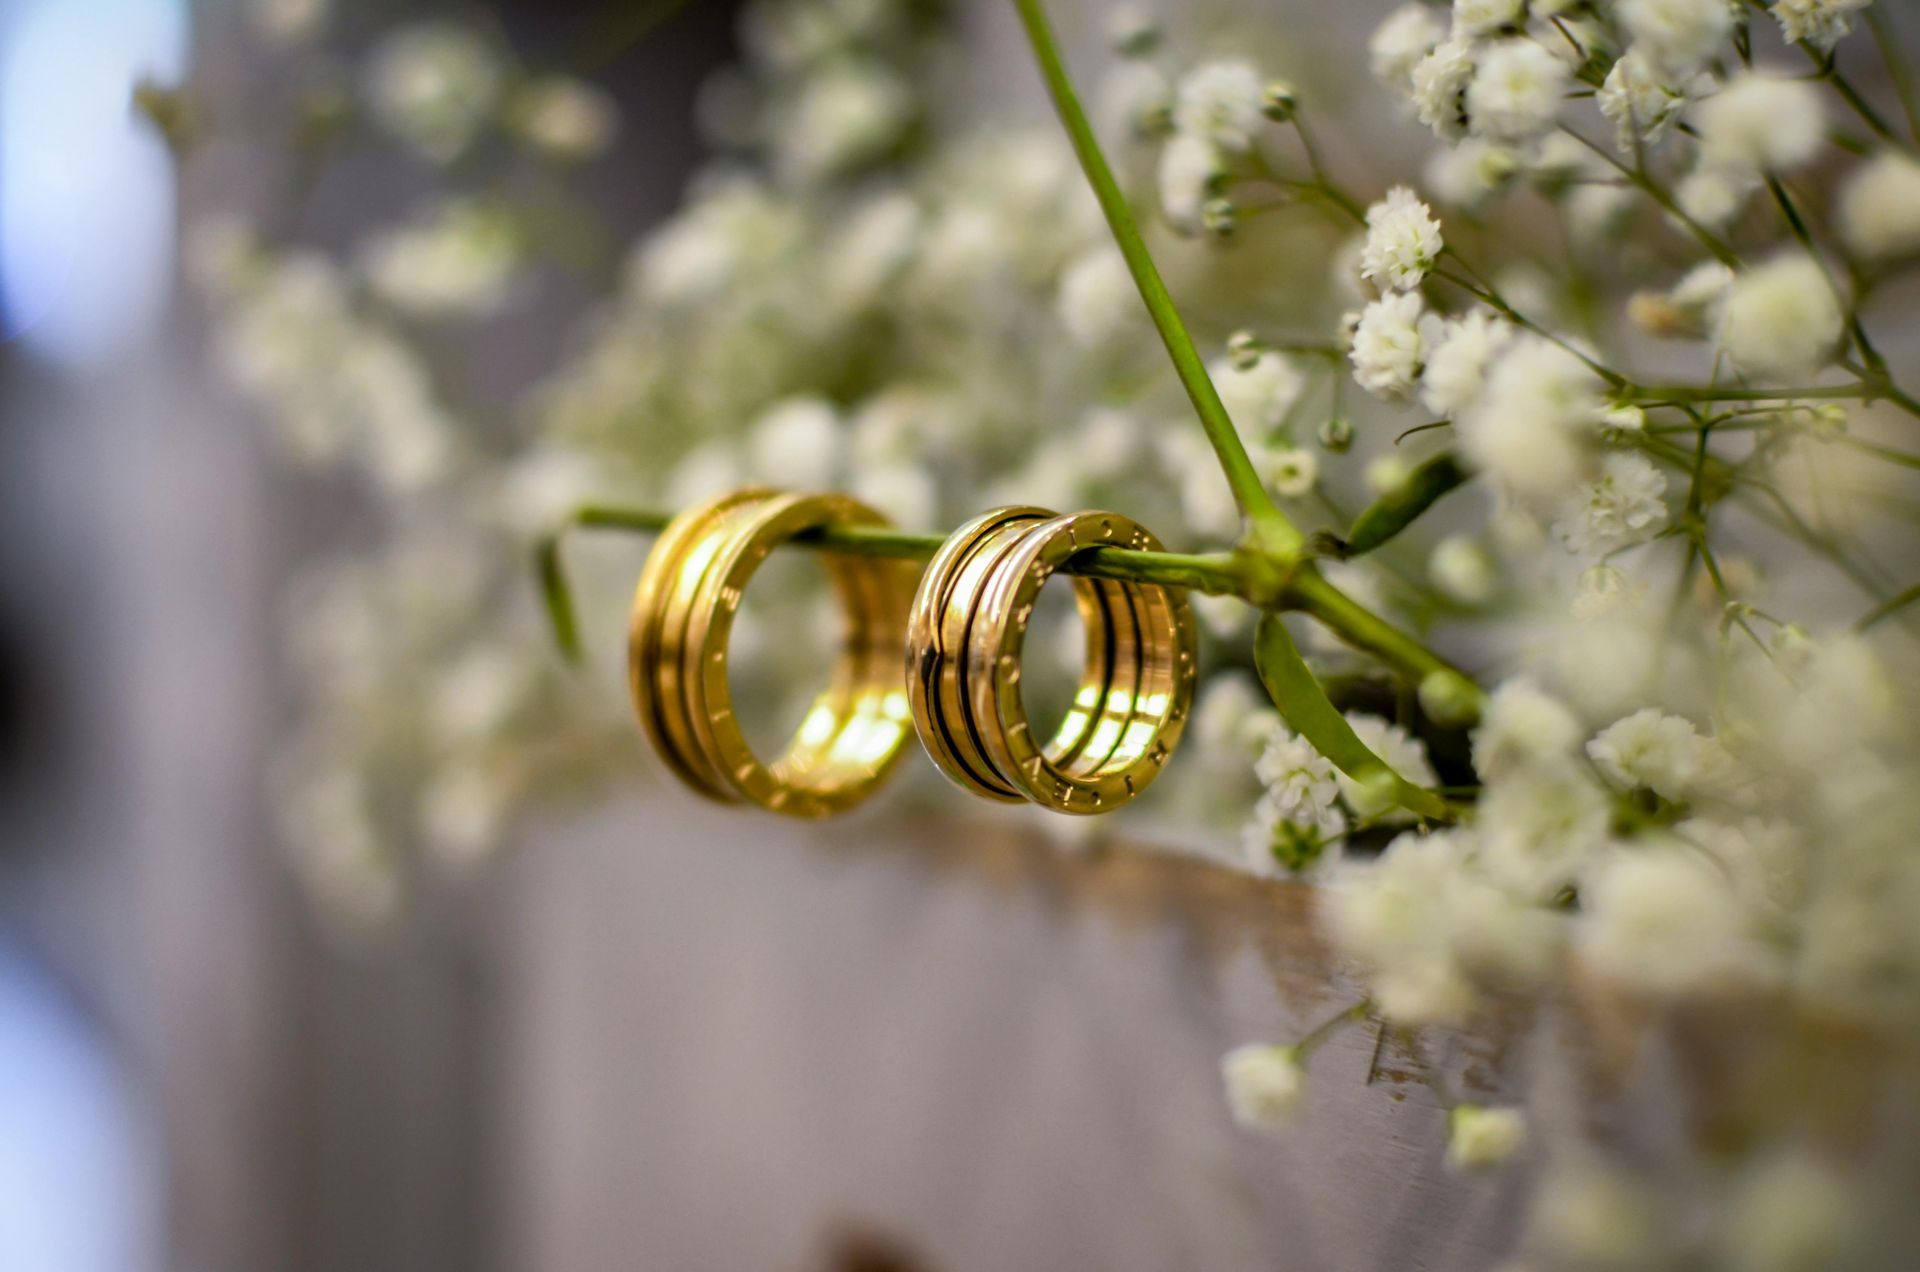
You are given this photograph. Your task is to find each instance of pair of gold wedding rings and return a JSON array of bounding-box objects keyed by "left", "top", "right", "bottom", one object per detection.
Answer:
[{"left": 628, "top": 489, "right": 1198, "bottom": 819}]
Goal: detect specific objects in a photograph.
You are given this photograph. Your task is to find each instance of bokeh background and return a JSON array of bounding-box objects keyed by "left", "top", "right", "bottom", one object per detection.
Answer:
[{"left": 11, "top": 0, "right": 1903, "bottom": 1269}]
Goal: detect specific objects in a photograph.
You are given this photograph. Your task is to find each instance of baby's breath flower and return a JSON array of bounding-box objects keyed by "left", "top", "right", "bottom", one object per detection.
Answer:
[
  {"left": 1429, "top": 535, "right": 1499, "bottom": 604},
  {"left": 1257, "top": 445, "right": 1320, "bottom": 497},
  {"left": 747, "top": 395, "right": 843, "bottom": 490},
  {"left": 1326, "top": 830, "right": 1481, "bottom": 1024},
  {"left": 1349, "top": 291, "right": 1431, "bottom": 401},
  {"left": 1421, "top": 310, "right": 1513, "bottom": 416},
  {"left": 1221, "top": 1044, "right": 1306, "bottom": 1131},
  {"left": 1771, "top": 0, "right": 1872, "bottom": 53},
  {"left": 364, "top": 22, "right": 502, "bottom": 164},
  {"left": 1360, "top": 186, "right": 1444, "bottom": 292},
  {"left": 359, "top": 200, "right": 520, "bottom": 318},
  {"left": 1424, "top": 138, "right": 1521, "bottom": 208},
  {"left": 251, "top": 0, "right": 327, "bottom": 45},
  {"left": 1466, "top": 39, "right": 1570, "bottom": 142},
  {"left": 1456, "top": 335, "right": 1601, "bottom": 502},
  {"left": 1478, "top": 760, "right": 1612, "bottom": 899},
  {"left": 1100, "top": 60, "right": 1173, "bottom": 140},
  {"left": 1453, "top": 0, "right": 1527, "bottom": 39},
  {"left": 1194, "top": 672, "right": 1277, "bottom": 757},
  {"left": 1255, "top": 724, "right": 1342, "bottom": 820},
  {"left": 1057, "top": 246, "right": 1140, "bottom": 350},
  {"left": 1212, "top": 350, "right": 1306, "bottom": 433},
  {"left": 850, "top": 461, "right": 937, "bottom": 528},
  {"left": 1696, "top": 72, "right": 1827, "bottom": 175},
  {"left": 1839, "top": 151, "right": 1920, "bottom": 260},
  {"left": 1447, "top": 1105, "right": 1527, "bottom": 1169},
  {"left": 1243, "top": 791, "right": 1347, "bottom": 874},
  {"left": 776, "top": 59, "right": 914, "bottom": 181},
  {"left": 1551, "top": 450, "right": 1669, "bottom": 558},
  {"left": 1339, "top": 713, "right": 1437, "bottom": 823},
  {"left": 507, "top": 78, "right": 618, "bottom": 161},
  {"left": 1158, "top": 132, "right": 1220, "bottom": 232},
  {"left": 1472, "top": 677, "right": 1583, "bottom": 780},
  {"left": 1718, "top": 254, "right": 1844, "bottom": 382},
  {"left": 1676, "top": 169, "right": 1751, "bottom": 232},
  {"left": 1619, "top": 0, "right": 1736, "bottom": 78},
  {"left": 1597, "top": 50, "right": 1701, "bottom": 152},
  {"left": 1411, "top": 37, "right": 1477, "bottom": 141},
  {"left": 1587, "top": 707, "right": 1705, "bottom": 800},
  {"left": 1371, "top": 3, "right": 1447, "bottom": 89},
  {"left": 1172, "top": 60, "right": 1268, "bottom": 153},
  {"left": 1579, "top": 845, "right": 1777, "bottom": 994},
  {"left": 1572, "top": 562, "right": 1637, "bottom": 619}
]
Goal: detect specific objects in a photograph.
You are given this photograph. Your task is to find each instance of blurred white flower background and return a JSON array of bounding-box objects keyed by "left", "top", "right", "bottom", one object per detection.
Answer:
[{"left": 158, "top": 0, "right": 1920, "bottom": 1264}]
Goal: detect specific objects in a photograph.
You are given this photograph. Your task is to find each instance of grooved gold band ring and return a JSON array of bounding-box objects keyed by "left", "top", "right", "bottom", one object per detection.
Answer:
[
  {"left": 906, "top": 506, "right": 1198, "bottom": 815},
  {"left": 627, "top": 488, "right": 917, "bottom": 817}
]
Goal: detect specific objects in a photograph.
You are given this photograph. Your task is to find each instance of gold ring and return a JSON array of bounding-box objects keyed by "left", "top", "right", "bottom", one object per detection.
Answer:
[
  {"left": 628, "top": 488, "right": 917, "bottom": 817},
  {"left": 908, "top": 508, "right": 1197, "bottom": 814}
]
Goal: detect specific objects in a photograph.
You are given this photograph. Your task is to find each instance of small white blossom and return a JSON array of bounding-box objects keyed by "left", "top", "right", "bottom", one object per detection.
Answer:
[
  {"left": 1243, "top": 790, "right": 1348, "bottom": 874},
  {"left": 1411, "top": 37, "right": 1477, "bottom": 140},
  {"left": 747, "top": 396, "right": 844, "bottom": 490},
  {"left": 1326, "top": 831, "right": 1481, "bottom": 1024},
  {"left": 1718, "top": 254, "right": 1844, "bottom": 382},
  {"left": 1676, "top": 163, "right": 1758, "bottom": 228},
  {"left": 1361, "top": 186, "right": 1444, "bottom": 292},
  {"left": 1158, "top": 132, "right": 1220, "bottom": 232},
  {"left": 1720, "top": 1153, "right": 1857, "bottom": 1272},
  {"left": 1472, "top": 677, "right": 1583, "bottom": 780},
  {"left": 1372, "top": 4, "right": 1447, "bottom": 88},
  {"left": 1213, "top": 350, "right": 1306, "bottom": 434},
  {"left": 1339, "top": 713, "right": 1438, "bottom": 824},
  {"left": 1172, "top": 60, "right": 1267, "bottom": 153},
  {"left": 1696, "top": 72, "right": 1827, "bottom": 175},
  {"left": 1551, "top": 451, "right": 1669, "bottom": 557},
  {"left": 776, "top": 59, "right": 914, "bottom": 181},
  {"left": 359, "top": 201, "right": 520, "bottom": 318},
  {"left": 1771, "top": 0, "right": 1872, "bottom": 53},
  {"left": 1100, "top": 60, "right": 1172, "bottom": 140},
  {"left": 1619, "top": 0, "right": 1736, "bottom": 78},
  {"left": 1256, "top": 445, "right": 1320, "bottom": 498},
  {"left": 1839, "top": 151, "right": 1920, "bottom": 260},
  {"left": 1597, "top": 50, "right": 1700, "bottom": 152},
  {"left": 1429, "top": 535, "right": 1499, "bottom": 604},
  {"left": 1424, "top": 138, "right": 1521, "bottom": 208},
  {"left": 1349, "top": 291, "right": 1431, "bottom": 401},
  {"left": 1255, "top": 725, "right": 1341, "bottom": 821},
  {"left": 1579, "top": 845, "right": 1776, "bottom": 994},
  {"left": 849, "top": 462, "right": 937, "bottom": 527},
  {"left": 364, "top": 22, "right": 502, "bottom": 164},
  {"left": 1456, "top": 336, "right": 1601, "bottom": 502},
  {"left": 1221, "top": 1044, "right": 1306, "bottom": 1131},
  {"left": 1466, "top": 39, "right": 1571, "bottom": 142},
  {"left": 1194, "top": 672, "right": 1278, "bottom": 758},
  {"left": 1587, "top": 708, "right": 1704, "bottom": 800},
  {"left": 250, "top": 0, "right": 327, "bottom": 45},
  {"left": 1057, "top": 246, "right": 1140, "bottom": 350},
  {"left": 1477, "top": 760, "right": 1612, "bottom": 899},
  {"left": 1672, "top": 260, "right": 1736, "bottom": 326},
  {"left": 1572, "top": 562, "right": 1638, "bottom": 620},
  {"left": 1421, "top": 310, "right": 1513, "bottom": 416},
  {"left": 1453, "top": 0, "right": 1527, "bottom": 39},
  {"left": 507, "top": 78, "right": 618, "bottom": 160},
  {"left": 1447, "top": 1105, "right": 1527, "bottom": 1169}
]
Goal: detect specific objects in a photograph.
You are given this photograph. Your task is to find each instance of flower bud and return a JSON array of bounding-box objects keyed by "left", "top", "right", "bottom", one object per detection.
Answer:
[
  {"left": 1202, "top": 198, "right": 1238, "bottom": 239},
  {"left": 1261, "top": 80, "right": 1298, "bottom": 121}
]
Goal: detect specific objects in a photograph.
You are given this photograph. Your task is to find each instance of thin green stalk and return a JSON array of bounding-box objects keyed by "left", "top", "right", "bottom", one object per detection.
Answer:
[
  {"left": 1858, "top": 582, "right": 1920, "bottom": 631},
  {"left": 1765, "top": 176, "right": 1885, "bottom": 375},
  {"left": 1867, "top": 6, "right": 1920, "bottom": 145},
  {"left": 1007, "top": 0, "right": 1300, "bottom": 558},
  {"left": 1804, "top": 44, "right": 1905, "bottom": 149},
  {"left": 1559, "top": 126, "right": 1741, "bottom": 268},
  {"left": 1285, "top": 566, "right": 1478, "bottom": 699}
]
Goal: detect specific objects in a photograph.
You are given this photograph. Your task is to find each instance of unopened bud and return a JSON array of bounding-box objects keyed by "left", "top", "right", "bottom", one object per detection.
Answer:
[
  {"left": 1420, "top": 670, "right": 1482, "bottom": 729},
  {"left": 1261, "top": 80, "right": 1298, "bottom": 121},
  {"left": 1318, "top": 416, "right": 1354, "bottom": 453},
  {"left": 1227, "top": 329, "right": 1264, "bottom": 369},
  {"left": 1202, "top": 198, "right": 1238, "bottom": 239}
]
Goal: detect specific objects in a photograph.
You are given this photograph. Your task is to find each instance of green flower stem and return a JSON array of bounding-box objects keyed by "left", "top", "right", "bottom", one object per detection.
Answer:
[
  {"left": 1294, "top": 998, "right": 1373, "bottom": 1057},
  {"left": 1867, "top": 6, "right": 1920, "bottom": 145},
  {"left": 1007, "top": 0, "right": 1300, "bottom": 560},
  {"left": 1284, "top": 566, "right": 1476, "bottom": 700},
  {"left": 1559, "top": 126, "right": 1741, "bottom": 268},
  {"left": 1858, "top": 581, "right": 1920, "bottom": 632}
]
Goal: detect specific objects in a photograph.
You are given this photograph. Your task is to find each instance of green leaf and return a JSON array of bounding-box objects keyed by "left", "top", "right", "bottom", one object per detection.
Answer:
[
  {"left": 1252, "top": 614, "right": 1452, "bottom": 822},
  {"left": 535, "top": 535, "right": 584, "bottom": 665},
  {"left": 1343, "top": 451, "right": 1470, "bottom": 557}
]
